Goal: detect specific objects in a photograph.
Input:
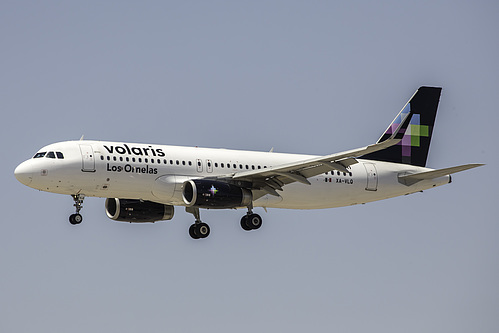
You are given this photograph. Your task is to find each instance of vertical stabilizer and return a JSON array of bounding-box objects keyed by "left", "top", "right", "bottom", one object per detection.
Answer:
[{"left": 361, "top": 86, "right": 442, "bottom": 167}]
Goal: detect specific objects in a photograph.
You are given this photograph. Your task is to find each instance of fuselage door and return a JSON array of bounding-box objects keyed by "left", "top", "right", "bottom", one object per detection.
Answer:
[
  {"left": 79, "top": 144, "right": 96, "bottom": 172},
  {"left": 363, "top": 162, "right": 378, "bottom": 191}
]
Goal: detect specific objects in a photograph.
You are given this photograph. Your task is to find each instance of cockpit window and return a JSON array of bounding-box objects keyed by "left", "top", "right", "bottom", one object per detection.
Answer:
[
  {"left": 46, "top": 151, "right": 56, "bottom": 159},
  {"left": 33, "top": 152, "right": 46, "bottom": 158},
  {"left": 56, "top": 152, "right": 64, "bottom": 159}
]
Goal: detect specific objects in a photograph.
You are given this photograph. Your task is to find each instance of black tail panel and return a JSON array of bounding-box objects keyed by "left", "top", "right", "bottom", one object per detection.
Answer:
[{"left": 361, "top": 86, "right": 442, "bottom": 167}]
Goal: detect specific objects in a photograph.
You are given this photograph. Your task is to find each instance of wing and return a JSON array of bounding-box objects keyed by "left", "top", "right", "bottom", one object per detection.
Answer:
[
  {"left": 189, "top": 89, "right": 415, "bottom": 199},
  {"left": 220, "top": 108, "right": 414, "bottom": 198}
]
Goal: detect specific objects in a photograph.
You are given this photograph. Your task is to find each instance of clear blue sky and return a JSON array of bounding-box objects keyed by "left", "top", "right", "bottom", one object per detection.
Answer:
[{"left": 2, "top": 1, "right": 497, "bottom": 332}]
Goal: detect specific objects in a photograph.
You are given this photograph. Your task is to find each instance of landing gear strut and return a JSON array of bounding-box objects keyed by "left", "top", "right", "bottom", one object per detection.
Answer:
[
  {"left": 240, "top": 205, "right": 262, "bottom": 231},
  {"left": 69, "top": 194, "right": 84, "bottom": 225},
  {"left": 186, "top": 207, "right": 210, "bottom": 239}
]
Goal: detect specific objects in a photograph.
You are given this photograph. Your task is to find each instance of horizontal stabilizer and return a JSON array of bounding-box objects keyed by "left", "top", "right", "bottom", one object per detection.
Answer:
[{"left": 398, "top": 164, "right": 484, "bottom": 186}]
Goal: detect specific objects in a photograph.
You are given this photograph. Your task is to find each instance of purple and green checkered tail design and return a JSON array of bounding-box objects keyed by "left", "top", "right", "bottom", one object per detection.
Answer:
[{"left": 362, "top": 86, "right": 442, "bottom": 167}]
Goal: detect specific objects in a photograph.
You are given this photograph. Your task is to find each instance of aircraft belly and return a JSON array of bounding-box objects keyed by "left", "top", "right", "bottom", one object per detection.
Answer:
[
  {"left": 262, "top": 176, "right": 368, "bottom": 209},
  {"left": 259, "top": 169, "right": 449, "bottom": 210}
]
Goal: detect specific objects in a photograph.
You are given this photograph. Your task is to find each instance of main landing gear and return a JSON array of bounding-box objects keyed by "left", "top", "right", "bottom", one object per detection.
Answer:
[
  {"left": 240, "top": 206, "right": 262, "bottom": 231},
  {"left": 186, "top": 206, "right": 263, "bottom": 239},
  {"left": 69, "top": 194, "right": 84, "bottom": 225},
  {"left": 186, "top": 207, "right": 210, "bottom": 239}
]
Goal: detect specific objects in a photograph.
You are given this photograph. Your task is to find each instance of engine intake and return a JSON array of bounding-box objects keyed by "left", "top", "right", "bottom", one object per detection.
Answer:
[
  {"left": 105, "top": 198, "right": 174, "bottom": 222},
  {"left": 182, "top": 179, "right": 252, "bottom": 208}
]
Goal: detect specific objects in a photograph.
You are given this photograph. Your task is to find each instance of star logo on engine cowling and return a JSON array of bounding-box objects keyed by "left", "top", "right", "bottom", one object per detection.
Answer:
[{"left": 209, "top": 185, "right": 218, "bottom": 196}]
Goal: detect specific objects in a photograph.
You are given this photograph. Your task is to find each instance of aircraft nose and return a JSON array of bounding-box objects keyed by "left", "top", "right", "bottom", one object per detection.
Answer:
[{"left": 14, "top": 161, "right": 34, "bottom": 185}]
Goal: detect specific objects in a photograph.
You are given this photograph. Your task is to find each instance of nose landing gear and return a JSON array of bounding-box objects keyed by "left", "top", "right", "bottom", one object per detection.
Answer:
[{"left": 69, "top": 194, "right": 85, "bottom": 225}]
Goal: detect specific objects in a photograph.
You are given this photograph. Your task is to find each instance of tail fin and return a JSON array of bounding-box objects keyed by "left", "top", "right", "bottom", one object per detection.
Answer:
[{"left": 361, "top": 86, "right": 442, "bottom": 167}]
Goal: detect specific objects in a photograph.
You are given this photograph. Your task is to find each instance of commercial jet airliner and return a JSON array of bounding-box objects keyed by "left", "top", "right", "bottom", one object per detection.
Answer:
[{"left": 15, "top": 87, "right": 482, "bottom": 239}]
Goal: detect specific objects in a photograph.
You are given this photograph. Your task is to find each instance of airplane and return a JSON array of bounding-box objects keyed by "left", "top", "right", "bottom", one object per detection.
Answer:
[{"left": 14, "top": 86, "right": 483, "bottom": 239}]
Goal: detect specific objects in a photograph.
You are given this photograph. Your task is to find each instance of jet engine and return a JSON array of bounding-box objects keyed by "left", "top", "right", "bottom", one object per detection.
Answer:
[
  {"left": 105, "top": 198, "right": 174, "bottom": 222},
  {"left": 182, "top": 179, "right": 253, "bottom": 208}
]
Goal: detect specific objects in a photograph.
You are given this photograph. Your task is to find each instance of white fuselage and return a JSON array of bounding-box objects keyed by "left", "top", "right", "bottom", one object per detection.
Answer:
[{"left": 15, "top": 140, "right": 450, "bottom": 210}]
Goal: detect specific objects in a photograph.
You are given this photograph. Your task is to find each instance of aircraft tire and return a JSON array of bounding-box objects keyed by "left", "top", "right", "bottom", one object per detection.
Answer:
[
  {"left": 189, "top": 224, "right": 200, "bottom": 239},
  {"left": 195, "top": 223, "right": 210, "bottom": 238},
  {"left": 240, "top": 215, "right": 252, "bottom": 231},
  {"left": 248, "top": 214, "right": 262, "bottom": 230},
  {"left": 69, "top": 213, "right": 82, "bottom": 225}
]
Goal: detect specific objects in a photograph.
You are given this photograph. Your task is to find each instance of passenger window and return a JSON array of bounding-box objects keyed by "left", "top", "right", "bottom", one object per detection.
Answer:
[
  {"left": 46, "top": 151, "right": 56, "bottom": 159},
  {"left": 33, "top": 152, "right": 46, "bottom": 158},
  {"left": 56, "top": 152, "right": 64, "bottom": 159}
]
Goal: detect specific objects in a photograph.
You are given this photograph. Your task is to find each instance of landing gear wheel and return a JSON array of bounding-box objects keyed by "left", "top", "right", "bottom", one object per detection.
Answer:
[
  {"left": 189, "top": 223, "right": 210, "bottom": 239},
  {"left": 196, "top": 223, "right": 210, "bottom": 238},
  {"left": 186, "top": 207, "right": 211, "bottom": 239},
  {"left": 189, "top": 224, "right": 200, "bottom": 239},
  {"left": 241, "top": 214, "right": 262, "bottom": 231},
  {"left": 240, "top": 215, "right": 252, "bottom": 231},
  {"left": 69, "top": 213, "right": 83, "bottom": 225},
  {"left": 248, "top": 214, "right": 262, "bottom": 230}
]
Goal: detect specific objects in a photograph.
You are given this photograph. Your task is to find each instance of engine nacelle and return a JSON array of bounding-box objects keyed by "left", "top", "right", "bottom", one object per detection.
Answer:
[
  {"left": 105, "top": 198, "right": 174, "bottom": 223},
  {"left": 182, "top": 179, "right": 253, "bottom": 208}
]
